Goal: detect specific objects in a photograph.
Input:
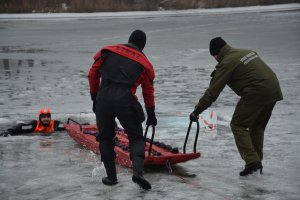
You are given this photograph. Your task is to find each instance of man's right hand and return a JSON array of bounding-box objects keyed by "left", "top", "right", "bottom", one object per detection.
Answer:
[
  {"left": 92, "top": 101, "right": 97, "bottom": 113},
  {"left": 189, "top": 111, "right": 199, "bottom": 122},
  {"left": 91, "top": 92, "right": 97, "bottom": 113}
]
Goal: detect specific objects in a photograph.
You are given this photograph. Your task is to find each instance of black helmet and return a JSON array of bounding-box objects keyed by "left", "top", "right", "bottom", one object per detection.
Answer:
[
  {"left": 209, "top": 37, "right": 227, "bottom": 56},
  {"left": 128, "top": 30, "right": 146, "bottom": 51}
]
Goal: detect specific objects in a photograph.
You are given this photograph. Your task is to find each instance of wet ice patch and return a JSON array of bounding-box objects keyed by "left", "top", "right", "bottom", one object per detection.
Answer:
[
  {"left": 0, "top": 117, "right": 12, "bottom": 124},
  {"left": 91, "top": 164, "right": 105, "bottom": 183}
]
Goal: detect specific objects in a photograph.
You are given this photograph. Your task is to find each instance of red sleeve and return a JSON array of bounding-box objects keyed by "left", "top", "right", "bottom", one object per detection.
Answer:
[
  {"left": 140, "top": 72, "right": 155, "bottom": 108},
  {"left": 88, "top": 51, "right": 102, "bottom": 98}
]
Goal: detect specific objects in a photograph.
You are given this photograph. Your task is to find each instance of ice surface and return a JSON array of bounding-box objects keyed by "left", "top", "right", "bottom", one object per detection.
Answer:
[{"left": 0, "top": 4, "right": 299, "bottom": 200}]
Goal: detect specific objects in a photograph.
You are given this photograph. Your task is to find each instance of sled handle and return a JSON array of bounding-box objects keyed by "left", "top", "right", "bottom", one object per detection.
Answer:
[
  {"left": 67, "top": 118, "right": 82, "bottom": 131},
  {"left": 183, "top": 120, "right": 200, "bottom": 154},
  {"left": 144, "top": 125, "right": 155, "bottom": 156}
]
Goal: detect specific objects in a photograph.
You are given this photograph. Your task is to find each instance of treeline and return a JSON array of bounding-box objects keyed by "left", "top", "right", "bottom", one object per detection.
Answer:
[{"left": 0, "top": 0, "right": 299, "bottom": 13}]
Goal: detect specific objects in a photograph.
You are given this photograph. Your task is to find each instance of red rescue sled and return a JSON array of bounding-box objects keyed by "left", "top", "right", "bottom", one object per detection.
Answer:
[{"left": 64, "top": 118, "right": 200, "bottom": 168}]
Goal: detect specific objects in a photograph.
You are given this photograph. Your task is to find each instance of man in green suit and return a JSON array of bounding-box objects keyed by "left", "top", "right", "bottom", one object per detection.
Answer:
[{"left": 190, "top": 37, "right": 283, "bottom": 176}]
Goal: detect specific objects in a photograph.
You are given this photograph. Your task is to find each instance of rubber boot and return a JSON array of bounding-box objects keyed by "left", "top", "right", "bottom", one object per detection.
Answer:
[
  {"left": 102, "top": 161, "right": 118, "bottom": 185},
  {"left": 240, "top": 161, "right": 263, "bottom": 176},
  {"left": 132, "top": 157, "right": 151, "bottom": 190}
]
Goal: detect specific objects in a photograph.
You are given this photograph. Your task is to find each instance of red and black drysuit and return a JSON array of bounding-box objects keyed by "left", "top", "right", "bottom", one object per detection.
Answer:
[{"left": 88, "top": 44, "right": 155, "bottom": 162}]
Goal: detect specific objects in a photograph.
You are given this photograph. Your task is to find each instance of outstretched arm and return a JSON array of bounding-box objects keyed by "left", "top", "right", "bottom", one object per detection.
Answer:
[{"left": 1, "top": 120, "right": 37, "bottom": 136}]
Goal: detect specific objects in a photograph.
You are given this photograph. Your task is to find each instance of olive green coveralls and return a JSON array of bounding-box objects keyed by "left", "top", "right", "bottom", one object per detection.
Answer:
[{"left": 195, "top": 45, "right": 283, "bottom": 165}]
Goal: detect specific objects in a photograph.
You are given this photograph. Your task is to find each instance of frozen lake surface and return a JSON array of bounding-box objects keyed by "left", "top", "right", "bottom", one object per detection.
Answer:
[{"left": 0, "top": 4, "right": 300, "bottom": 200}]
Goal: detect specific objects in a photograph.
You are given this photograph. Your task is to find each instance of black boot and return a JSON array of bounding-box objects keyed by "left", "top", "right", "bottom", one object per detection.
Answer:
[
  {"left": 132, "top": 157, "right": 151, "bottom": 190},
  {"left": 102, "top": 161, "right": 118, "bottom": 185},
  {"left": 240, "top": 161, "right": 263, "bottom": 176}
]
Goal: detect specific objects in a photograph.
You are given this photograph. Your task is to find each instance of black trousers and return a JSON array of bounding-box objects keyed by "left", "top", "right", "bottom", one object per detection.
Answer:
[{"left": 95, "top": 86, "right": 145, "bottom": 162}]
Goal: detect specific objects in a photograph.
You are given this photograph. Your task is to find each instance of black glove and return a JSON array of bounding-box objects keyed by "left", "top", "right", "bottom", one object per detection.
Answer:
[
  {"left": 92, "top": 101, "right": 97, "bottom": 113},
  {"left": 146, "top": 107, "right": 157, "bottom": 126},
  {"left": 91, "top": 92, "right": 97, "bottom": 114},
  {"left": 189, "top": 111, "right": 199, "bottom": 122}
]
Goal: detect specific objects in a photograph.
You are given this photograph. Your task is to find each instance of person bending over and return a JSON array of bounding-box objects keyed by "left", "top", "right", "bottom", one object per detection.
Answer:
[{"left": 190, "top": 37, "right": 283, "bottom": 176}]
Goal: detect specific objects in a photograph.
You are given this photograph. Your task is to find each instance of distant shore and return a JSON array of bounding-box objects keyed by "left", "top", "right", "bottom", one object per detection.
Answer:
[
  {"left": 1, "top": 0, "right": 300, "bottom": 13},
  {"left": 1, "top": 4, "right": 299, "bottom": 21}
]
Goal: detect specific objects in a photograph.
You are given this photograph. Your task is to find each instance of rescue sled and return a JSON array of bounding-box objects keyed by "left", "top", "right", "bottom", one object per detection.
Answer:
[{"left": 64, "top": 118, "right": 201, "bottom": 168}]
